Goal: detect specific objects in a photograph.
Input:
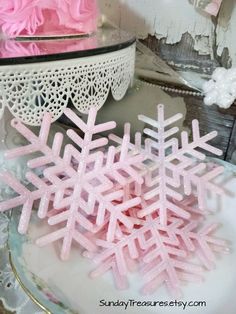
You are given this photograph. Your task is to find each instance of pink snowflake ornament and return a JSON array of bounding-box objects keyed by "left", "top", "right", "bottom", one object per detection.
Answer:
[
  {"left": 110, "top": 104, "right": 225, "bottom": 225},
  {"left": 0, "top": 107, "right": 144, "bottom": 260},
  {"left": 88, "top": 204, "right": 228, "bottom": 297}
]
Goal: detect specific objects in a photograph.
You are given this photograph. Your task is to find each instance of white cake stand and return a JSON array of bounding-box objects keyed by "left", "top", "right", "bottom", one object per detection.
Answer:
[{"left": 0, "top": 26, "right": 136, "bottom": 126}]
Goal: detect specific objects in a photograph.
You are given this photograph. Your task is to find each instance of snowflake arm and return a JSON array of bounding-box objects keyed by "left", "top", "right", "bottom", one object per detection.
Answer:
[{"left": 138, "top": 104, "right": 224, "bottom": 224}]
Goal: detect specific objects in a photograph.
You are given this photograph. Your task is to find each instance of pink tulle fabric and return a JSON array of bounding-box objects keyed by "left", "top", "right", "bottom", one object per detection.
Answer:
[{"left": 0, "top": 0, "right": 98, "bottom": 37}]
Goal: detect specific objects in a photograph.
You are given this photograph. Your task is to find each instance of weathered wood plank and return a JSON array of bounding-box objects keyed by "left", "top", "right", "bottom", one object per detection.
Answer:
[
  {"left": 141, "top": 34, "right": 219, "bottom": 74},
  {"left": 225, "top": 118, "right": 236, "bottom": 164},
  {"left": 183, "top": 96, "right": 234, "bottom": 160}
]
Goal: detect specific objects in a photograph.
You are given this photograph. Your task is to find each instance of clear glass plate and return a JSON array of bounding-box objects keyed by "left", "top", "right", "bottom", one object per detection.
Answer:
[{"left": 0, "top": 25, "right": 135, "bottom": 65}]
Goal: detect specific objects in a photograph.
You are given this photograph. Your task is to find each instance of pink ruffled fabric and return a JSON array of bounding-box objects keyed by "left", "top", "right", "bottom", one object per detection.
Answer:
[{"left": 0, "top": 0, "right": 98, "bottom": 37}]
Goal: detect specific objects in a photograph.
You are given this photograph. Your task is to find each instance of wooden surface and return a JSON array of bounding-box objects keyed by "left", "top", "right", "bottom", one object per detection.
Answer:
[
  {"left": 141, "top": 34, "right": 220, "bottom": 74},
  {"left": 183, "top": 95, "right": 235, "bottom": 160},
  {"left": 161, "top": 89, "right": 236, "bottom": 163},
  {"left": 225, "top": 119, "right": 236, "bottom": 163}
]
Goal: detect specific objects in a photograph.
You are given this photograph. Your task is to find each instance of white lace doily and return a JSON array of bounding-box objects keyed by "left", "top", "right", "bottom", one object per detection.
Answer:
[{"left": 0, "top": 43, "right": 135, "bottom": 126}]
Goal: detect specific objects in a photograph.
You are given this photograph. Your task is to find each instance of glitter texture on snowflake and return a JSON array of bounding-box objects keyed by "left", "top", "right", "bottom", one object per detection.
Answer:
[
  {"left": 0, "top": 108, "right": 144, "bottom": 259},
  {"left": 0, "top": 104, "right": 229, "bottom": 296},
  {"left": 110, "top": 104, "right": 225, "bottom": 225},
  {"left": 87, "top": 197, "right": 228, "bottom": 297}
]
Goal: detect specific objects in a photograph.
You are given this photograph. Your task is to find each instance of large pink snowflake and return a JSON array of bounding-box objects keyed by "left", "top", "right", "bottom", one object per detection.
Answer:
[
  {"left": 0, "top": 108, "right": 144, "bottom": 260},
  {"left": 88, "top": 208, "right": 227, "bottom": 296},
  {"left": 110, "top": 104, "right": 225, "bottom": 224}
]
